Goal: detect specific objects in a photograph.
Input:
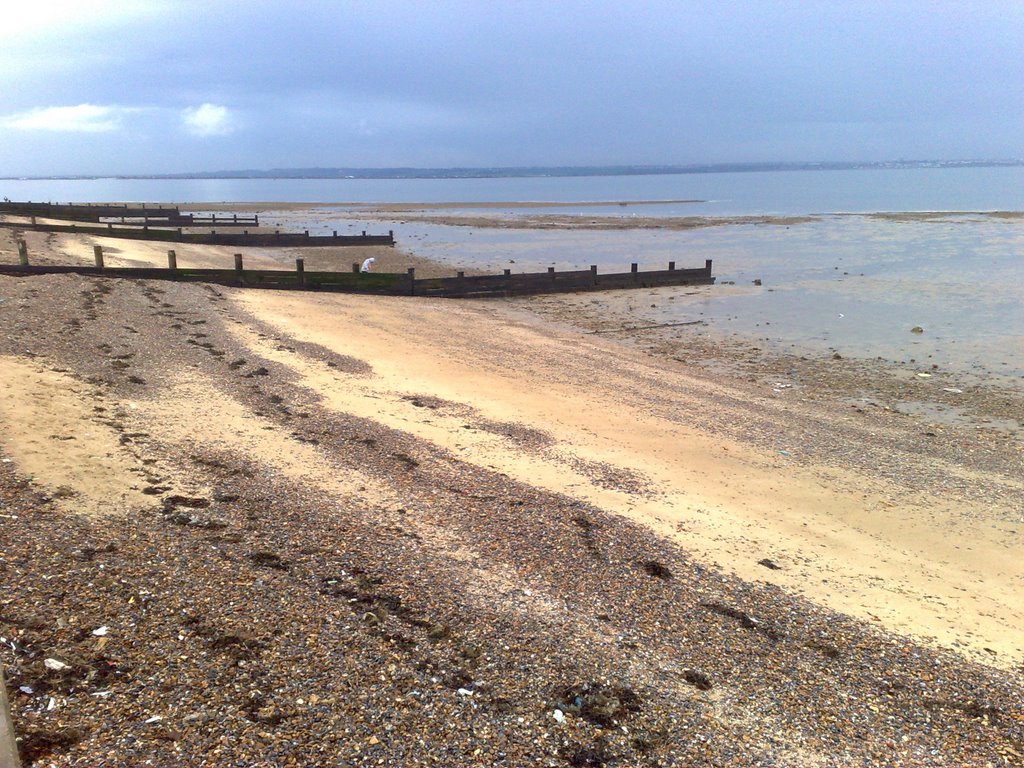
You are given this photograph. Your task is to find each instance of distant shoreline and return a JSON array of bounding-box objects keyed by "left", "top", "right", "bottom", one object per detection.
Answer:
[{"left": 4, "top": 158, "right": 1023, "bottom": 181}]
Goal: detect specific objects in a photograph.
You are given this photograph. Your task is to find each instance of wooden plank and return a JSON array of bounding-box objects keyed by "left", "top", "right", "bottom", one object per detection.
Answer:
[
  {"left": 0, "top": 262, "right": 711, "bottom": 297},
  {"left": 0, "top": 221, "right": 394, "bottom": 247},
  {"left": 0, "top": 203, "right": 179, "bottom": 219}
]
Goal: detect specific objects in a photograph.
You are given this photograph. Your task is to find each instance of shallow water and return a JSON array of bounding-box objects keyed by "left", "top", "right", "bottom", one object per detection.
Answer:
[
  {"left": 315, "top": 213, "right": 1024, "bottom": 385},
  {"left": 4, "top": 165, "right": 1024, "bottom": 214},
  {"left": 4, "top": 169, "right": 1022, "bottom": 383}
]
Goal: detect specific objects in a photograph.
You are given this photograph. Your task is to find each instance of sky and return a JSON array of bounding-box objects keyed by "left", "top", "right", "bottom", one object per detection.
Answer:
[{"left": 1, "top": 0, "right": 1022, "bottom": 176}]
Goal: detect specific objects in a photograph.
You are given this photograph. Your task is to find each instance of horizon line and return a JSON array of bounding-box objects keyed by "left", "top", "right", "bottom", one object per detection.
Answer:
[{"left": 3, "top": 158, "right": 1023, "bottom": 181}]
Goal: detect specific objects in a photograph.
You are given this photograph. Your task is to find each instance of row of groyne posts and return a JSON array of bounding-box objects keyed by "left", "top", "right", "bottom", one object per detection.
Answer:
[
  {"left": 9, "top": 237, "right": 715, "bottom": 297},
  {"left": 14, "top": 239, "right": 181, "bottom": 270},
  {"left": 1, "top": 201, "right": 262, "bottom": 227},
  {"left": 14, "top": 239, "right": 306, "bottom": 275},
  {"left": 0, "top": 201, "right": 395, "bottom": 246}
]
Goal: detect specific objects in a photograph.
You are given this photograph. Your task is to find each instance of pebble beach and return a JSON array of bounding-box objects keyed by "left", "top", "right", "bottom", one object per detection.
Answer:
[{"left": 1, "top": 222, "right": 1023, "bottom": 766}]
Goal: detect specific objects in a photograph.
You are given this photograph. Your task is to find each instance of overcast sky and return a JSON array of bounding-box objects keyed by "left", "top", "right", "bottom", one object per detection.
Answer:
[{"left": 1, "top": 0, "right": 1022, "bottom": 175}]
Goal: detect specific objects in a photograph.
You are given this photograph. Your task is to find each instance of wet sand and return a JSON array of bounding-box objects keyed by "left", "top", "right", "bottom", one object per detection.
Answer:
[
  {"left": 2, "top": 221, "right": 1021, "bottom": 666},
  {"left": 179, "top": 203, "right": 817, "bottom": 231}
]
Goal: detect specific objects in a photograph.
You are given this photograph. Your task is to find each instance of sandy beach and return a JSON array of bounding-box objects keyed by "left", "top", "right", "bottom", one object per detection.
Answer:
[{"left": 1, "top": 221, "right": 1023, "bottom": 766}]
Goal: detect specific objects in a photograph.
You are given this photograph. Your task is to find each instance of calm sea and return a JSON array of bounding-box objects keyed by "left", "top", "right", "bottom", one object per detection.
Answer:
[
  {"left": 3, "top": 168, "right": 1022, "bottom": 387},
  {"left": 3, "top": 165, "right": 1024, "bottom": 215}
]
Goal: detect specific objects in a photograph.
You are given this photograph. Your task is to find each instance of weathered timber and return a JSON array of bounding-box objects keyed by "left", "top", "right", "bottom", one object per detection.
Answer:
[
  {"left": 168, "top": 214, "right": 259, "bottom": 227},
  {"left": 0, "top": 202, "right": 257, "bottom": 227},
  {"left": 0, "top": 260, "right": 714, "bottom": 298},
  {"left": 100, "top": 215, "right": 256, "bottom": 227},
  {"left": 0, "top": 220, "right": 393, "bottom": 247},
  {"left": 0, "top": 265, "right": 413, "bottom": 294},
  {"left": 0, "top": 202, "right": 180, "bottom": 218},
  {"left": 413, "top": 265, "right": 713, "bottom": 297}
]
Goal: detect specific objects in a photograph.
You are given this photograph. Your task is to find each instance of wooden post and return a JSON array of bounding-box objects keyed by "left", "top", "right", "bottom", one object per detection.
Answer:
[
  {"left": 590, "top": 264, "right": 597, "bottom": 285},
  {"left": 167, "top": 250, "right": 177, "bottom": 270},
  {"left": 1, "top": 667, "right": 20, "bottom": 768},
  {"left": 352, "top": 263, "right": 360, "bottom": 273},
  {"left": 30, "top": 215, "right": 36, "bottom": 227},
  {"left": 504, "top": 268, "right": 511, "bottom": 276},
  {"left": 333, "top": 230, "right": 337, "bottom": 238},
  {"left": 668, "top": 261, "right": 675, "bottom": 271},
  {"left": 296, "top": 257, "right": 305, "bottom": 286},
  {"left": 548, "top": 267, "right": 556, "bottom": 279},
  {"left": 705, "top": 259, "right": 713, "bottom": 275},
  {"left": 457, "top": 271, "right": 465, "bottom": 278},
  {"left": 254, "top": 215, "right": 259, "bottom": 226},
  {"left": 407, "top": 267, "right": 415, "bottom": 296},
  {"left": 18, "top": 240, "right": 28, "bottom": 266},
  {"left": 234, "top": 253, "right": 244, "bottom": 284},
  {"left": 631, "top": 263, "right": 638, "bottom": 273},
  {"left": 93, "top": 245, "right": 104, "bottom": 269},
  {"left": 362, "top": 230, "right": 367, "bottom": 237}
]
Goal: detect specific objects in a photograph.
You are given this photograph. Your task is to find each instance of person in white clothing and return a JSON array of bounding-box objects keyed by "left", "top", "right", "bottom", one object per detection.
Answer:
[{"left": 360, "top": 257, "right": 375, "bottom": 273}]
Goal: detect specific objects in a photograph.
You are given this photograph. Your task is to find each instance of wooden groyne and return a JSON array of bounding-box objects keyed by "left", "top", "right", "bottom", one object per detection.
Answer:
[
  {"left": 413, "top": 260, "right": 714, "bottom": 297},
  {"left": 0, "top": 201, "right": 181, "bottom": 218},
  {"left": 0, "top": 220, "right": 395, "bottom": 247},
  {"left": 0, "top": 202, "right": 258, "bottom": 227},
  {"left": 0, "top": 246, "right": 714, "bottom": 298},
  {"left": 0, "top": 201, "right": 391, "bottom": 246}
]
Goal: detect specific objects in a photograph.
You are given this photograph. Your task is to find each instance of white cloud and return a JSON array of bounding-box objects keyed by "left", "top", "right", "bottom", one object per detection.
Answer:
[
  {"left": 1, "top": 104, "right": 127, "bottom": 132},
  {"left": 181, "top": 103, "right": 235, "bottom": 137},
  {"left": 6, "top": 0, "right": 162, "bottom": 37}
]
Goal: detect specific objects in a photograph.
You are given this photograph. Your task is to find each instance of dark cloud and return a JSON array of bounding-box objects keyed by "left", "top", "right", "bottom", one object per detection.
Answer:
[{"left": 1, "top": 0, "right": 1022, "bottom": 174}]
